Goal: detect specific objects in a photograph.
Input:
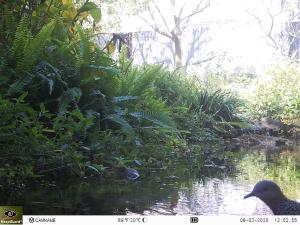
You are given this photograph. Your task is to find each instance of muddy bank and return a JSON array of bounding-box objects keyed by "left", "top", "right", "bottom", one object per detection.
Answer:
[{"left": 227, "top": 117, "right": 300, "bottom": 150}]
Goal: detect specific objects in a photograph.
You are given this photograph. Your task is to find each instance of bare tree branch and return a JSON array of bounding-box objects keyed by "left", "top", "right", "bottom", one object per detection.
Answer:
[
  {"left": 246, "top": 10, "right": 266, "bottom": 32},
  {"left": 138, "top": 15, "right": 173, "bottom": 39},
  {"left": 266, "top": 7, "right": 278, "bottom": 48},
  {"left": 139, "top": 0, "right": 211, "bottom": 71},
  {"left": 172, "top": 0, "right": 210, "bottom": 32},
  {"left": 191, "top": 55, "right": 216, "bottom": 66},
  {"left": 150, "top": 0, "right": 171, "bottom": 32},
  {"left": 289, "top": 11, "right": 300, "bottom": 21},
  {"left": 182, "top": 1, "right": 207, "bottom": 25},
  {"left": 246, "top": 0, "right": 300, "bottom": 58},
  {"left": 178, "top": 0, "right": 189, "bottom": 19},
  {"left": 184, "top": 27, "right": 209, "bottom": 71},
  {"left": 246, "top": 9, "right": 279, "bottom": 49}
]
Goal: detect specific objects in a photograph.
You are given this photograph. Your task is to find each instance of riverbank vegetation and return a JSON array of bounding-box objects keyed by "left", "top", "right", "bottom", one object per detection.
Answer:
[
  {"left": 249, "top": 62, "right": 300, "bottom": 122},
  {"left": 1, "top": 0, "right": 300, "bottom": 192}
]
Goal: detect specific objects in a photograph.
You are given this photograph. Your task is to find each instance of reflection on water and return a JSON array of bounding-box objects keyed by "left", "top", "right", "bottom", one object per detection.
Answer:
[
  {"left": 141, "top": 178, "right": 273, "bottom": 215},
  {"left": 2, "top": 144, "right": 300, "bottom": 215}
]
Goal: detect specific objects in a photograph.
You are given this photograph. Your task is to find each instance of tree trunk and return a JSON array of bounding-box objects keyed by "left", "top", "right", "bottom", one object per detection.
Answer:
[{"left": 172, "top": 32, "right": 182, "bottom": 69}]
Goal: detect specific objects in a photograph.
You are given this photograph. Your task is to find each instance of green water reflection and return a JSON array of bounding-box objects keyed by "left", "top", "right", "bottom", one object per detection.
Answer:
[
  {"left": 237, "top": 146, "right": 300, "bottom": 201},
  {"left": 2, "top": 143, "right": 300, "bottom": 215}
]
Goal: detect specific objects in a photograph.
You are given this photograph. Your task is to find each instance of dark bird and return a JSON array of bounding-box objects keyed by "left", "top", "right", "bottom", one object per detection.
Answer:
[{"left": 244, "top": 180, "right": 300, "bottom": 215}]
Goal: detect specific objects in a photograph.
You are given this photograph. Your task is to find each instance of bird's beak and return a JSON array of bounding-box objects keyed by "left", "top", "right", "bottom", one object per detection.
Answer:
[{"left": 244, "top": 192, "right": 254, "bottom": 199}]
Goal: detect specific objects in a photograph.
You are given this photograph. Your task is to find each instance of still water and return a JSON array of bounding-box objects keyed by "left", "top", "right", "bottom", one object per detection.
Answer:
[{"left": 3, "top": 144, "right": 300, "bottom": 215}]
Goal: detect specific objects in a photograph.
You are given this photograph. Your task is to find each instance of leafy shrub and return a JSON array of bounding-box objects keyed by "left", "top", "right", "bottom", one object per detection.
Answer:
[
  {"left": 146, "top": 68, "right": 242, "bottom": 139},
  {"left": 0, "top": 0, "right": 243, "bottom": 191},
  {"left": 250, "top": 61, "right": 300, "bottom": 120},
  {"left": 0, "top": 94, "right": 51, "bottom": 187}
]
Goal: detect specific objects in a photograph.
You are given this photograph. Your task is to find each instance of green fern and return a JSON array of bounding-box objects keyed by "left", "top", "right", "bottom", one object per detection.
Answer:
[
  {"left": 129, "top": 111, "right": 175, "bottom": 128},
  {"left": 121, "top": 66, "right": 162, "bottom": 96},
  {"left": 112, "top": 96, "right": 138, "bottom": 103},
  {"left": 106, "top": 113, "right": 134, "bottom": 135},
  {"left": 10, "top": 17, "right": 32, "bottom": 66},
  {"left": 16, "top": 19, "right": 56, "bottom": 74},
  {"left": 89, "top": 65, "right": 120, "bottom": 76},
  {"left": 7, "top": 72, "right": 35, "bottom": 96},
  {"left": 1, "top": 7, "right": 17, "bottom": 42},
  {"left": 75, "top": 27, "right": 94, "bottom": 74}
]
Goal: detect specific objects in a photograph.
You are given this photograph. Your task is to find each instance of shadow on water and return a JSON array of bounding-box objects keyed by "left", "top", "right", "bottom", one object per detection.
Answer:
[{"left": 2, "top": 143, "right": 300, "bottom": 215}]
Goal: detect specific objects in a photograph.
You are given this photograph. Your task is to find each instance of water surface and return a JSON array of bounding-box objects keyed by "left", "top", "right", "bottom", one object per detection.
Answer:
[{"left": 3, "top": 144, "right": 300, "bottom": 215}]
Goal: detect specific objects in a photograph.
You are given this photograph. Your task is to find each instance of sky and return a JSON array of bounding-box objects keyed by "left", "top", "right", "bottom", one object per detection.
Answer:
[
  {"left": 154, "top": 0, "right": 285, "bottom": 70},
  {"left": 101, "top": 0, "right": 293, "bottom": 72},
  {"left": 197, "top": 0, "right": 282, "bottom": 70}
]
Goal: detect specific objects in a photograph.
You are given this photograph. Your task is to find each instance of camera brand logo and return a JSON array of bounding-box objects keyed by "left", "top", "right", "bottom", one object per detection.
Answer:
[
  {"left": 0, "top": 206, "right": 23, "bottom": 224},
  {"left": 4, "top": 211, "right": 16, "bottom": 218}
]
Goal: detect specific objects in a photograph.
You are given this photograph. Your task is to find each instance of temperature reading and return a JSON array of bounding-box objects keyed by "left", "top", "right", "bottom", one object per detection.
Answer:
[{"left": 118, "top": 217, "right": 148, "bottom": 223}]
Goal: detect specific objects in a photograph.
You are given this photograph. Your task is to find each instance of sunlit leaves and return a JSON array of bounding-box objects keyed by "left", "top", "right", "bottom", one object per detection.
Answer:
[
  {"left": 78, "top": 2, "right": 102, "bottom": 23},
  {"left": 62, "top": 7, "right": 77, "bottom": 21},
  {"left": 62, "top": 0, "right": 73, "bottom": 5},
  {"left": 106, "top": 43, "right": 116, "bottom": 54},
  {"left": 62, "top": 1, "right": 102, "bottom": 24},
  {"left": 90, "top": 7, "right": 102, "bottom": 23}
]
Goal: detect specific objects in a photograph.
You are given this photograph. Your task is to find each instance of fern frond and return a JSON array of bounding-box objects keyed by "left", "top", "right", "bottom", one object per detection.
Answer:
[
  {"left": 112, "top": 96, "right": 138, "bottom": 103},
  {"left": 106, "top": 114, "right": 134, "bottom": 134},
  {"left": 11, "top": 17, "right": 32, "bottom": 65},
  {"left": 7, "top": 72, "right": 35, "bottom": 96},
  {"left": 89, "top": 65, "right": 120, "bottom": 76},
  {"left": 75, "top": 27, "right": 93, "bottom": 73},
  {"left": 16, "top": 20, "right": 56, "bottom": 74},
  {"left": 121, "top": 66, "right": 162, "bottom": 96},
  {"left": 130, "top": 111, "right": 176, "bottom": 128},
  {"left": 1, "top": 7, "right": 17, "bottom": 42}
]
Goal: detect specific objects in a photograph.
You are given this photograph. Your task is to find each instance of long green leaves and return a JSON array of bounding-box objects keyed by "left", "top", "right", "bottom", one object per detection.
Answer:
[{"left": 194, "top": 89, "right": 241, "bottom": 121}]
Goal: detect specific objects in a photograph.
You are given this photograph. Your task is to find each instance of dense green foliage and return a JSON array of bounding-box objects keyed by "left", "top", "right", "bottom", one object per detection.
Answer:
[
  {"left": 0, "top": 0, "right": 242, "bottom": 189},
  {"left": 248, "top": 62, "right": 300, "bottom": 120}
]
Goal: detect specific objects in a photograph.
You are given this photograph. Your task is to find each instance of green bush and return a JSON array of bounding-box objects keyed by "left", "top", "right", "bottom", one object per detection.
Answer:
[
  {"left": 250, "top": 61, "right": 300, "bottom": 120},
  {"left": 0, "top": 2, "right": 183, "bottom": 188},
  {"left": 0, "top": 94, "right": 51, "bottom": 187},
  {"left": 138, "top": 67, "right": 242, "bottom": 140},
  {"left": 0, "top": 0, "right": 244, "bottom": 190},
  {"left": 0, "top": 93, "right": 99, "bottom": 184}
]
